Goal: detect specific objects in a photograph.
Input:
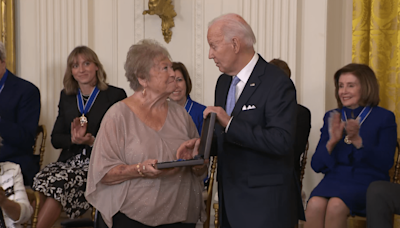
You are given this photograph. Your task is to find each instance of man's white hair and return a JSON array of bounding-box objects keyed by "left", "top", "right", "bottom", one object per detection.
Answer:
[{"left": 208, "top": 13, "right": 256, "bottom": 48}]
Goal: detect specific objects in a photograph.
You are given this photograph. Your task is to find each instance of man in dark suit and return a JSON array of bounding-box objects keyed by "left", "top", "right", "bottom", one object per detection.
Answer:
[
  {"left": 204, "top": 14, "right": 304, "bottom": 228},
  {"left": 269, "top": 59, "right": 311, "bottom": 186},
  {"left": 0, "top": 41, "right": 41, "bottom": 186},
  {"left": 366, "top": 181, "right": 400, "bottom": 228}
]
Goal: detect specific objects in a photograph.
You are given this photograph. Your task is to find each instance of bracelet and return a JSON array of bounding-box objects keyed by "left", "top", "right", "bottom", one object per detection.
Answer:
[{"left": 137, "top": 163, "right": 145, "bottom": 177}]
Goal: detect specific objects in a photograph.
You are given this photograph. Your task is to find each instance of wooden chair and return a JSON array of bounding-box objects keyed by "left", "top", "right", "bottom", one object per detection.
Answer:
[
  {"left": 347, "top": 138, "right": 400, "bottom": 228},
  {"left": 203, "top": 156, "right": 217, "bottom": 228},
  {"left": 23, "top": 188, "right": 40, "bottom": 228},
  {"left": 299, "top": 141, "right": 309, "bottom": 191},
  {"left": 213, "top": 203, "right": 219, "bottom": 228},
  {"left": 21, "top": 125, "right": 46, "bottom": 228},
  {"left": 32, "top": 125, "right": 47, "bottom": 169}
]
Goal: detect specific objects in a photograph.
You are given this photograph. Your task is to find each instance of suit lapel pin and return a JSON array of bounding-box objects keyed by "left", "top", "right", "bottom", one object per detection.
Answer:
[{"left": 250, "top": 83, "right": 255, "bottom": 87}]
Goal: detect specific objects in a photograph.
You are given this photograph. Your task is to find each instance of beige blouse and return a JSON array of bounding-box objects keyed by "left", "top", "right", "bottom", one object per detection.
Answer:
[{"left": 85, "top": 101, "right": 206, "bottom": 227}]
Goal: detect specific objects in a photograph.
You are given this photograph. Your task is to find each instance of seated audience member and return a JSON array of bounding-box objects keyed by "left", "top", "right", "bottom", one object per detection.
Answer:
[
  {"left": 85, "top": 39, "right": 207, "bottom": 228},
  {"left": 304, "top": 63, "right": 397, "bottom": 228},
  {"left": 170, "top": 62, "right": 206, "bottom": 135},
  {"left": 0, "top": 139, "right": 33, "bottom": 228},
  {"left": 366, "top": 181, "right": 400, "bottom": 228},
  {"left": 0, "top": 41, "right": 41, "bottom": 186},
  {"left": 32, "top": 46, "right": 127, "bottom": 228},
  {"left": 269, "top": 58, "right": 311, "bottom": 184}
]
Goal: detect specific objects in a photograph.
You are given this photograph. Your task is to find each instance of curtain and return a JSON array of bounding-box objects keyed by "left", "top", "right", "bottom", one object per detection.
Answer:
[{"left": 352, "top": 0, "right": 400, "bottom": 134}]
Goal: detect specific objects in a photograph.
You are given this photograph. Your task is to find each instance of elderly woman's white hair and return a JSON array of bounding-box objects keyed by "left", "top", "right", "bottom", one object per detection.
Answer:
[
  {"left": 124, "top": 39, "right": 171, "bottom": 91},
  {"left": 0, "top": 41, "right": 6, "bottom": 61}
]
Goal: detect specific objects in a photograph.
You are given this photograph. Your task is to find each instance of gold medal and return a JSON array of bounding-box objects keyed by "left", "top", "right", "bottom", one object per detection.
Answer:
[
  {"left": 79, "top": 114, "right": 88, "bottom": 126},
  {"left": 344, "top": 135, "right": 352, "bottom": 144}
]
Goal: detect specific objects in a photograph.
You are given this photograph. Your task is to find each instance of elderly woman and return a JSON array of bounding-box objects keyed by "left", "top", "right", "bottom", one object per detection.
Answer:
[
  {"left": 32, "top": 46, "right": 127, "bottom": 228},
  {"left": 304, "top": 63, "right": 397, "bottom": 228},
  {"left": 169, "top": 62, "right": 206, "bottom": 135},
  {"left": 85, "top": 39, "right": 207, "bottom": 228}
]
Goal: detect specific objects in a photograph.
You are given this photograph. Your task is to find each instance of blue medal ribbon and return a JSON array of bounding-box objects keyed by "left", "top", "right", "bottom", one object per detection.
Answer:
[
  {"left": 0, "top": 69, "right": 9, "bottom": 94},
  {"left": 77, "top": 86, "right": 100, "bottom": 123},
  {"left": 341, "top": 106, "right": 372, "bottom": 144},
  {"left": 341, "top": 106, "right": 372, "bottom": 125}
]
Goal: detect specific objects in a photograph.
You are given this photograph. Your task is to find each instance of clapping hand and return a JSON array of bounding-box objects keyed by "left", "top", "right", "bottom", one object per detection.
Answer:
[
  {"left": 346, "top": 118, "right": 363, "bottom": 148},
  {"left": 326, "top": 111, "right": 345, "bottom": 153},
  {"left": 345, "top": 119, "right": 360, "bottom": 140},
  {"left": 71, "top": 117, "right": 94, "bottom": 145}
]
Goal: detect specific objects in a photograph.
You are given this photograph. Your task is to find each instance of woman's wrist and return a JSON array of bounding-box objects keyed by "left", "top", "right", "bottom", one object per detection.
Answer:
[
  {"left": 350, "top": 135, "right": 363, "bottom": 149},
  {"left": 137, "top": 163, "right": 145, "bottom": 177},
  {"left": 89, "top": 136, "right": 95, "bottom": 147},
  {"left": 326, "top": 140, "right": 336, "bottom": 154}
]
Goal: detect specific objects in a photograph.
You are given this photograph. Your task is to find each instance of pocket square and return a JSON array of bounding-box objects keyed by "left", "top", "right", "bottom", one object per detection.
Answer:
[{"left": 242, "top": 104, "right": 256, "bottom": 111}]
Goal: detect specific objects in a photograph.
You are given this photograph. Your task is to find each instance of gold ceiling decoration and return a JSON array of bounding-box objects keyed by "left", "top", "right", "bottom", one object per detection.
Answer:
[{"left": 143, "top": 0, "right": 177, "bottom": 43}]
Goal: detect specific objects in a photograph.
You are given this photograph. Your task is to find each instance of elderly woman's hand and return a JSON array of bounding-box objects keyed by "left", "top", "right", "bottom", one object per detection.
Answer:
[
  {"left": 140, "top": 159, "right": 162, "bottom": 177},
  {"left": 176, "top": 138, "right": 200, "bottom": 160},
  {"left": 191, "top": 160, "right": 209, "bottom": 176},
  {"left": 176, "top": 139, "right": 208, "bottom": 176},
  {"left": 140, "top": 159, "right": 179, "bottom": 178}
]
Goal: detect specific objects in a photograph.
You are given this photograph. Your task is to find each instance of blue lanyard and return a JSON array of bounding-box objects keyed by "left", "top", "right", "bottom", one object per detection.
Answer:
[
  {"left": 77, "top": 86, "right": 100, "bottom": 116},
  {"left": 341, "top": 106, "right": 372, "bottom": 126},
  {"left": 185, "top": 95, "right": 193, "bottom": 114}
]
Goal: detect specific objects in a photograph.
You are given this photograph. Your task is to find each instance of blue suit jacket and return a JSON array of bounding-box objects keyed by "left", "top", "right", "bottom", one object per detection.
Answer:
[
  {"left": 214, "top": 55, "right": 304, "bottom": 228},
  {"left": 0, "top": 72, "right": 41, "bottom": 186}
]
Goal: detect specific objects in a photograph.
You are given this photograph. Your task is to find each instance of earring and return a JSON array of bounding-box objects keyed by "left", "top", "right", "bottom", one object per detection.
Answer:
[{"left": 142, "top": 89, "right": 146, "bottom": 96}]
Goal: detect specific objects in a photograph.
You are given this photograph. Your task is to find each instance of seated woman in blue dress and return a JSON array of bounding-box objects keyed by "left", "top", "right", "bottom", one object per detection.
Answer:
[
  {"left": 304, "top": 63, "right": 397, "bottom": 228},
  {"left": 170, "top": 62, "right": 206, "bottom": 135}
]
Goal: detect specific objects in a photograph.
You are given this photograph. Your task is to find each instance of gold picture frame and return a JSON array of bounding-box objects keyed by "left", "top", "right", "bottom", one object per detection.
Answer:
[{"left": 0, "top": 0, "right": 15, "bottom": 73}]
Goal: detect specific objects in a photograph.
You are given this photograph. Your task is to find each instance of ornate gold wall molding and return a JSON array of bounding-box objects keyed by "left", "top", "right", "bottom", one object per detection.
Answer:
[
  {"left": 193, "top": 0, "right": 203, "bottom": 102},
  {"left": 143, "top": 0, "right": 177, "bottom": 43},
  {"left": 0, "top": 0, "right": 15, "bottom": 73}
]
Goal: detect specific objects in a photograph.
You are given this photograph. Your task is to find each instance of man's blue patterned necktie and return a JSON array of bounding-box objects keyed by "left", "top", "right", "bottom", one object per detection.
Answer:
[{"left": 226, "top": 76, "right": 241, "bottom": 116}]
